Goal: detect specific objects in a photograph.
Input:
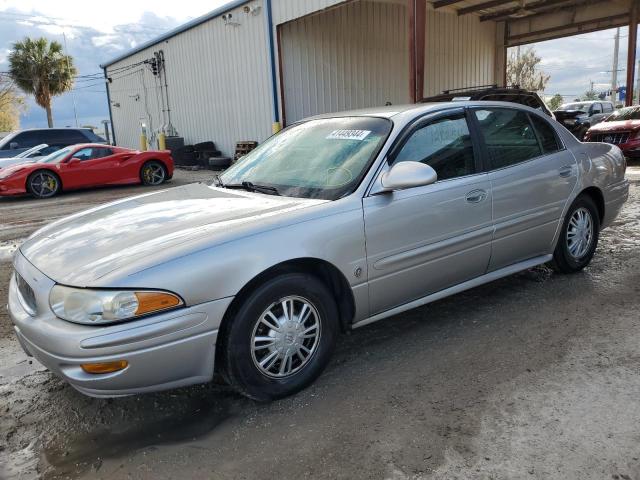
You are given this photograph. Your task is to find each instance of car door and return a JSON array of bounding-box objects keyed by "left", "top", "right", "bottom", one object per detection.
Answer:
[
  {"left": 363, "top": 109, "right": 493, "bottom": 315},
  {"left": 61, "top": 147, "right": 117, "bottom": 188},
  {"left": 590, "top": 103, "right": 605, "bottom": 125},
  {"left": 471, "top": 107, "right": 578, "bottom": 271}
]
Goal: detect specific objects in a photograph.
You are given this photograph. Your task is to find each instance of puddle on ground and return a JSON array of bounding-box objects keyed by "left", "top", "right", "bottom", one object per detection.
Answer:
[{"left": 42, "top": 391, "right": 241, "bottom": 478}]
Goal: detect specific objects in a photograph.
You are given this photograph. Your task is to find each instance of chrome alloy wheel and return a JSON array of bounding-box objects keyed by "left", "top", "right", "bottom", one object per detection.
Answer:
[
  {"left": 30, "top": 171, "right": 58, "bottom": 198},
  {"left": 142, "top": 163, "right": 165, "bottom": 185},
  {"left": 251, "top": 296, "right": 321, "bottom": 378},
  {"left": 566, "top": 207, "right": 594, "bottom": 259}
]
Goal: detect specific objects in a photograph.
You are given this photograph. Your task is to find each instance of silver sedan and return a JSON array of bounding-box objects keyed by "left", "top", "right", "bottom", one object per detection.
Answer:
[{"left": 7, "top": 102, "right": 629, "bottom": 400}]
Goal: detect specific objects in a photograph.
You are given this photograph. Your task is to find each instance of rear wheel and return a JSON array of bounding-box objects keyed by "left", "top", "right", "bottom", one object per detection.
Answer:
[
  {"left": 140, "top": 161, "right": 167, "bottom": 186},
  {"left": 551, "top": 195, "right": 600, "bottom": 273},
  {"left": 27, "top": 170, "right": 61, "bottom": 199},
  {"left": 220, "top": 273, "right": 339, "bottom": 401}
]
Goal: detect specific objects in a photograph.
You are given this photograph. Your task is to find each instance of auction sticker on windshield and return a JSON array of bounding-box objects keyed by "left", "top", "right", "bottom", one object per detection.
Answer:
[{"left": 326, "top": 129, "right": 371, "bottom": 141}]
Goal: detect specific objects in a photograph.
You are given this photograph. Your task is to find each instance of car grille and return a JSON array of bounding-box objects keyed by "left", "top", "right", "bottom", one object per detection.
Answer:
[
  {"left": 589, "top": 131, "right": 632, "bottom": 144},
  {"left": 15, "top": 272, "right": 37, "bottom": 315}
]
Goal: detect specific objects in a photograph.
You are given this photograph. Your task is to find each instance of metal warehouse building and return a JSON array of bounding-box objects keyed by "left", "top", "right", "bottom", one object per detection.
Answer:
[{"left": 101, "top": 0, "right": 640, "bottom": 156}]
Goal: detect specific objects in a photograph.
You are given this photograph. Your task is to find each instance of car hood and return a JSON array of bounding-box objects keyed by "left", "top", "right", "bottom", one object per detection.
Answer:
[
  {"left": 553, "top": 110, "right": 587, "bottom": 121},
  {"left": 0, "top": 158, "right": 36, "bottom": 170},
  {"left": 588, "top": 120, "right": 640, "bottom": 132},
  {"left": 20, "top": 182, "right": 328, "bottom": 286}
]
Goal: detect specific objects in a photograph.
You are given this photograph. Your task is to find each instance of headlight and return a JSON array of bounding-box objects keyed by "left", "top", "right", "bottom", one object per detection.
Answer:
[{"left": 49, "top": 285, "right": 183, "bottom": 325}]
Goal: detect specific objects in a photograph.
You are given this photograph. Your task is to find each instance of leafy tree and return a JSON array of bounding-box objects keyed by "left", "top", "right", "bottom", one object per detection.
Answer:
[
  {"left": 582, "top": 90, "right": 598, "bottom": 101},
  {"left": 507, "top": 47, "right": 550, "bottom": 92},
  {"left": 8, "top": 37, "right": 76, "bottom": 128},
  {"left": 0, "top": 76, "right": 24, "bottom": 131},
  {"left": 547, "top": 93, "right": 564, "bottom": 111}
]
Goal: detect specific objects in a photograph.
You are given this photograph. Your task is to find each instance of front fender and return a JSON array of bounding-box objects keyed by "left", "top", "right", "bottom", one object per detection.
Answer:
[{"left": 113, "top": 206, "right": 370, "bottom": 322}]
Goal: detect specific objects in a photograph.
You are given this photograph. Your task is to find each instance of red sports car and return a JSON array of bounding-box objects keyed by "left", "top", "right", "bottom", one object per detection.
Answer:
[
  {"left": 0, "top": 144, "right": 174, "bottom": 198},
  {"left": 584, "top": 106, "right": 640, "bottom": 157}
]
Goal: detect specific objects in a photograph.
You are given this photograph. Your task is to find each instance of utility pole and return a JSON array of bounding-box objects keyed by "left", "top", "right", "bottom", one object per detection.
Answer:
[
  {"left": 62, "top": 32, "right": 79, "bottom": 128},
  {"left": 612, "top": 27, "right": 620, "bottom": 103},
  {"left": 637, "top": 59, "right": 640, "bottom": 106}
]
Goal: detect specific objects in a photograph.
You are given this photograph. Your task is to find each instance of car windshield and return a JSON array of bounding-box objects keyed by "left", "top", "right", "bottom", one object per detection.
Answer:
[
  {"left": 219, "top": 117, "right": 392, "bottom": 200},
  {"left": 605, "top": 107, "right": 640, "bottom": 121},
  {"left": 38, "top": 146, "right": 73, "bottom": 164},
  {"left": 558, "top": 103, "right": 590, "bottom": 111}
]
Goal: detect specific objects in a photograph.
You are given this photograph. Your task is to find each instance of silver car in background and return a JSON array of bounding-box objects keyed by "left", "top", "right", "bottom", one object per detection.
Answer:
[
  {"left": 7, "top": 102, "right": 629, "bottom": 400},
  {"left": 0, "top": 144, "right": 52, "bottom": 169}
]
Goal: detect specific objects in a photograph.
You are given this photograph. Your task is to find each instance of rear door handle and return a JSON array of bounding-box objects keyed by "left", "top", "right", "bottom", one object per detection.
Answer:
[
  {"left": 559, "top": 165, "right": 573, "bottom": 177},
  {"left": 465, "top": 189, "right": 487, "bottom": 203}
]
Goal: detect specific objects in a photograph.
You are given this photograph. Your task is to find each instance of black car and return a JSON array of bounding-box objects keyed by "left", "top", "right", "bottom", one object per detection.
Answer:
[
  {"left": 421, "top": 85, "right": 554, "bottom": 118},
  {"left": 0, "top": 128, "right": 106, "bottom": 158},
  {"left": 553, "top": 101, "right": 615, "bottom": 140}
]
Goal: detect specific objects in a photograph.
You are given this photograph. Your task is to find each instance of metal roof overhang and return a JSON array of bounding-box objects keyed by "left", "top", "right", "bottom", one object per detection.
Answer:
[{"left": 428, "top": 0, "right": 635, "bottom": 46}]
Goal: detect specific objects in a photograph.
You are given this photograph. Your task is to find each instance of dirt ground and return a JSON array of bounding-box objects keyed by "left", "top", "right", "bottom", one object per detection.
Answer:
[{"left": 1, "top": 166, "right": 639, "bottom": 480}]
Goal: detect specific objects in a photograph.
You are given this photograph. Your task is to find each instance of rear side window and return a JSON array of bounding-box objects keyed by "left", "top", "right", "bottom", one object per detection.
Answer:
[
  {"left": 393, "top": 114, "right": 476, "bottom": 181},
  {"left": 82, "top": 130, "right": 105, "bottom": 142},
  {"left": 591, "top": 104, "right": 603, "bottom": 114},
  {"left": 530, "top": 115, "right": 560, "bottom": 153},
  {"left": 603, "top": 103, "right": 614, "bottom": 113},
  {"left": 473, "top": 108, "right": 541, "bottom": 169},
  {"left": 11, "top": 131, "right": 42, "bottom": 148}
]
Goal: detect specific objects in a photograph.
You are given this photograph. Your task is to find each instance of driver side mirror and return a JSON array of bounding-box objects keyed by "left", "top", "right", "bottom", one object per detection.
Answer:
[
  {"left": 68, "top": 157, "right": 81, "bottom": 165},
  {"left": 380, "top": 161, "right": 437, "bottom": 192}
]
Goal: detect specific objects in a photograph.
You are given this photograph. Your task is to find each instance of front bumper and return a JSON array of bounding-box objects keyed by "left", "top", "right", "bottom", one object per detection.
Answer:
[{"left": 7, "top": 251, "right": 233, "bottom": 397}]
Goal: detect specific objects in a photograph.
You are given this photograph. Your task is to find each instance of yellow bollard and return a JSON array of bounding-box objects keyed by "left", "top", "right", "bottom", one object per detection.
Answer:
[
  {"left": 158, "top": 133, "right": 166, "bottom": 150},
  {"left": 140, "top": 134, "right": 148, "bottom": 151},
  {"left": 272, "top": 122, "right": 282, "bottom": 134}
]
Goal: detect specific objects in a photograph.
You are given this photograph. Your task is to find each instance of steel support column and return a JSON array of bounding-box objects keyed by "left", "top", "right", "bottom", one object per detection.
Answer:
[
  {"left": 409, "top": 0, "right": 426, "bottom": 102},
  {"left": 626, "top": 0, "right": 639, "bottom": 106}
]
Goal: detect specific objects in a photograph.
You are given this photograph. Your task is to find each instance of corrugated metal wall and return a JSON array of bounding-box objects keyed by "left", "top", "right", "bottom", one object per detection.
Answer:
[
  {"left": 106, "top": 0, "right": 272, "bottom": 156},
  {"left": 279, "top": 0, "right": 410, "bottom": 124},
  {"left": 423, "top": 7, "right": 496, "bottom": 96},
  {"left": 272, "top": 0, "right": 347, "bottom": 24}
]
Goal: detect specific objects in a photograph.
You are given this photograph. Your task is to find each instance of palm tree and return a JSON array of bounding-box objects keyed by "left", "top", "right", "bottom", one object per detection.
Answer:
[{"left": 8, "top": 37, "right": 76, "bottom": 128}]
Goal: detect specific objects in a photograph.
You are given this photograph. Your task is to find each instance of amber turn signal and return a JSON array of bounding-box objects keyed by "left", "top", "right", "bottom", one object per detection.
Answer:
[
  {"left": 81, "top": 360, "right": 129, "bottom": 374},
  {"left": 134, "top": 292, "right": 182, "bottom": 316}
]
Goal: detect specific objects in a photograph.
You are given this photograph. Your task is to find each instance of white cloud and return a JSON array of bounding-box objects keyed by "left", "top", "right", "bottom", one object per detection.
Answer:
[{"left": 0, "top": 0, "right": 231, "bottom": 34}]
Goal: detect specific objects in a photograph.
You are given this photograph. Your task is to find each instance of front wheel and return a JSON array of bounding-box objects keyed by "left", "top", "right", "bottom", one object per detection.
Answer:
[
  {"left": 140, "top": 161, "right": 167, "bottom": 186},
  {"left": 220, "top": 273, "right": 339, "bottom": 401},
  {"left": 551, "top": 195, "right": 600, "bottom": 274},
  {"left": 27, "top": 170, "right": 61, "bottom": 199}
]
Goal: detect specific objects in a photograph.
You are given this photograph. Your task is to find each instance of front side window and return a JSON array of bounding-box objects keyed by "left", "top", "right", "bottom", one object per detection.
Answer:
[
  {"left": 473, "top": 108, "right": 541, "bottom": 170},
  {"left": 393, "top": 114, "right": 475, "bottom": 181},
  {"left": 530, "top": 115, "right": 560, "bottom": 154},
  {"left": 220, "top": 117, "right": 391, "bottom": 200},
  {"left": 72, "top": 148, "right": 94, "bottom": 161}
]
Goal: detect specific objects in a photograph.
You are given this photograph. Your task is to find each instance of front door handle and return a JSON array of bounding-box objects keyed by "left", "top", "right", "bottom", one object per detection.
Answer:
[
  {"left": 465, "top": 189, "right": 487, "bottom": 203},
  {"left": 559, "top": 165, "right": 573, "bottom": 177}
]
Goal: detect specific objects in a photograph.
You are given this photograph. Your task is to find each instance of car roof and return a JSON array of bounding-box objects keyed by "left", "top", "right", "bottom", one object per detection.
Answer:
[
  {"left": 307, "top": 100, "right": 547, "bottom": 121},
  {"left": 13, "top": 127, "right": 94, "bottom": 133}
]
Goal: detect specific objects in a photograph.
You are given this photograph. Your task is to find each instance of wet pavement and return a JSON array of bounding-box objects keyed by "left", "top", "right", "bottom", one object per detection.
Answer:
[{"left": 1, "top": 166, "right": 639, "bottom": 480}]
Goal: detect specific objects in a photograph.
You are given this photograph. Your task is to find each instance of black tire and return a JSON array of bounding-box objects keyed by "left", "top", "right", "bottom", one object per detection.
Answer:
[
  {"left": 551, "top": 194, "right": 600, "bottom": 274},
  {"left": 193, "top": 141, "right": 216, "bottom": 152},
  {"left": 26, "top": 170, "right": 61, "bottom": 199},
  {"left": 208, "top": 156, "right": 232, "bottom": 169},
  {"left": 140, "top": 161, "right": 167, "bottom": 186},
  {"left": 220, "top": 273, "right": 339, "bottom": 401}
]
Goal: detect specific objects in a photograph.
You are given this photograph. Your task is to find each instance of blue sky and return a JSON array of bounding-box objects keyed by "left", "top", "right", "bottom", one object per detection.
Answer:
[{"left": 0, "top": 1, "right": 631, "bottom": 129}]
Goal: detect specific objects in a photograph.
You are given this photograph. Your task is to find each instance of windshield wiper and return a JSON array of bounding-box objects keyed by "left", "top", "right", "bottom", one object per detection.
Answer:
[{"left": 224, "top": 181, "right": 280, "bottom": 196}]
